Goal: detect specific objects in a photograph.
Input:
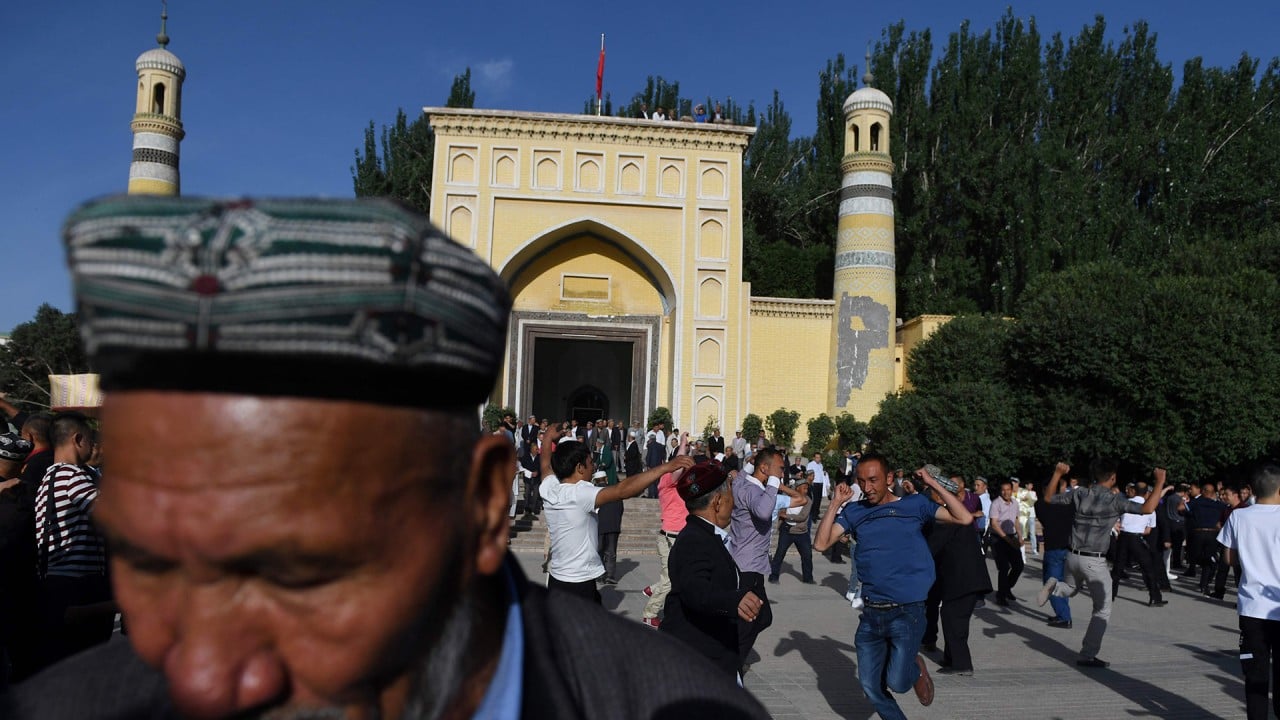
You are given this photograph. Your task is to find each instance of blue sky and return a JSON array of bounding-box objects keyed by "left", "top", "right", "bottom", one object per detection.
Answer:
[{"left": 1, "top": 1, "right": 1275, "bottom": 333}]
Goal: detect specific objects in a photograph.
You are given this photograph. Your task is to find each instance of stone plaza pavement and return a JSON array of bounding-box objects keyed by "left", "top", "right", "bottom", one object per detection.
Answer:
[{"left": 512, "top": 549, "right": 1249, "bottom": 719}]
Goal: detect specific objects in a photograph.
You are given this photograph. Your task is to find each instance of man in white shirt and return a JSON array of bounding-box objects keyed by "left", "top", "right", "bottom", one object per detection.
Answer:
[
  {"left": 1113, "top": 487, "right": 1166, "bottom": 606},
  {"left": 732, "top": 431, "right": 748, "bottom": 459},
  {"left": 540, "top": 426, "right": 692, "bottom": 604},
  {"left": 806, "top": 453, "right": 830, "bottom": 523},
  {"left": 1217, "top": 462, "right": 1280, "bottom": 719}
]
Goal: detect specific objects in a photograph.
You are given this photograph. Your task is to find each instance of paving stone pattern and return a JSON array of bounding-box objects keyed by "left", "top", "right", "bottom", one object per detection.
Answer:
[{"left": 512, "top": 542, "right": 1248, "bottom": 719}]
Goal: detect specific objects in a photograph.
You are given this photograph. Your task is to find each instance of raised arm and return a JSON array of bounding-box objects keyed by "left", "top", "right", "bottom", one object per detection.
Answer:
[
  {"left": 743, "top": 475, "right": 781, "bottom": 521},
  {"left": 1043, "top": 461, "right": 1069, "bottom": 502},
  {"left": 540, "top": 425, "right": 562, "bottom": 480},
  {"left": 1139, "top": 468, "right": 1167, "bottom": 514},
  {"left": 814, "top": 482, "right": 854, "bottom": 552},
  {"left": 596, "top": 455, "right": 695, "bottom": 507},
  {"left": 918, "top": 468, "right": 973, "bottom": 525}
]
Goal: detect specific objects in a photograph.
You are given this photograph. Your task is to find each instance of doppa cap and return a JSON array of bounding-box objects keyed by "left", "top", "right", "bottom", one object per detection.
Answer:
[{"left": 64, "top": 196, "right": 510, "bottom": 408}]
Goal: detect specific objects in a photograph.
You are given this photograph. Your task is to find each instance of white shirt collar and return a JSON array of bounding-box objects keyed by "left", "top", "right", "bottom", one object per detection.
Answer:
[{"left": 698, "top": 516, "right": 732, "bottom": 547}]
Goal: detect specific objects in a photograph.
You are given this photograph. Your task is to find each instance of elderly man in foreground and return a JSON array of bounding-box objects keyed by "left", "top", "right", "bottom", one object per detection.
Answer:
[{"left": 3, "top": 196, "right": 768, "bottom": 720}]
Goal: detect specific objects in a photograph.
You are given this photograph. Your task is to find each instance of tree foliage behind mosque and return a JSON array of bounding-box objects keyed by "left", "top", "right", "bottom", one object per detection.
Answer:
[
  {"left": 351, "top": 69, "right": 476, "bottom": 214},
  {"left": 868, "top": 231, "right": 1280, "bottom": 482},
  {"left": 0, "top": 304, "right": 89, "bottom": 409}
]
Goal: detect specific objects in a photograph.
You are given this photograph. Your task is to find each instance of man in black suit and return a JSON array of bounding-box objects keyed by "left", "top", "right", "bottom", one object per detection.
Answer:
[
  {"left": 4, "top": 196, "right": 768, "bottom": 720},
  {"left": 708, "top": 427, "right": 726, "bottom": 456},
  {"left": 662, "top": 461, "right": 765, "bottom": 680},
  {"left": 610, "top": 419, "right": 624, "bottom": 462}
]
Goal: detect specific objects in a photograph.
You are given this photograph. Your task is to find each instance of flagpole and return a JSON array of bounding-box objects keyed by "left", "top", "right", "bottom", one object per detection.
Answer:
[{"left": 597, "top": 33, "right": 605, "bottom": 116}]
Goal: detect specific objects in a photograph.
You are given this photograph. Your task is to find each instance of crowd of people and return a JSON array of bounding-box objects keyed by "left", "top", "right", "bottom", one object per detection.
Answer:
[
  {"left": 501, "top": 414, "right": 1279, "bottom": 718},
  {"left": 0, "top": 194, "right": 1275, "bottom": 720},
  {"left": 635, "top": 101, "right": 731, "bottom": 124}
]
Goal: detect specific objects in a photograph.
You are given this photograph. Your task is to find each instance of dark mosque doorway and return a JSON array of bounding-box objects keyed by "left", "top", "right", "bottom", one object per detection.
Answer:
[{"left": 530, "top": 337, "right": 633, "bottom": 424}]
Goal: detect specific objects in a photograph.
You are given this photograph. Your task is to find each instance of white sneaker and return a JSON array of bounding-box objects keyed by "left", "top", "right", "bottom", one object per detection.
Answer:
[{"left": 1037, "top": 577, "right": 1058, "bottom": 608}]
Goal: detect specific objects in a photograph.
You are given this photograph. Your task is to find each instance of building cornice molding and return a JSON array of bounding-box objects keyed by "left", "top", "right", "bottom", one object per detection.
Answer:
[
  {"left": 749, "top": 296, "right": 835, "bottom": 319},
  {"left": 425, "top": 107, "right": 755, "bottom": 153},
  {"left": 131, "top": 113, "right": 185, "bottom": 139},
  {"left": 841, "top": 153, "right": 894, "bottom": 175}
]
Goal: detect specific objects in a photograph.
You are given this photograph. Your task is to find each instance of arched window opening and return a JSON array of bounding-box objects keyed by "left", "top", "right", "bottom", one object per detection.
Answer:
[
  {"left": 870, "top": 123, "right": 882, "bottom": 152},
  {"left": 152, "top": 83, "right": 166, "bottom": 114}
]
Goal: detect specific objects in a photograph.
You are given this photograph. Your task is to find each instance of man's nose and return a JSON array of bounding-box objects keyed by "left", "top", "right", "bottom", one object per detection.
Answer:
[{"left": 162, "top": 596, "right": 288, "bottom": 719}]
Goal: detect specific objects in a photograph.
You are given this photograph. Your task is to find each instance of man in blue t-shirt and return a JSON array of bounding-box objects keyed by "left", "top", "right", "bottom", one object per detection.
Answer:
[{"left": 814, "top": 454, "right": 974, "bottom": 720}]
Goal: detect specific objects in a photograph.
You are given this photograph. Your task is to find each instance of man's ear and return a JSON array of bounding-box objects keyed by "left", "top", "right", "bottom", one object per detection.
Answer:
[{"left": 467, "top": 434, "right": 515, "bottom": 576}]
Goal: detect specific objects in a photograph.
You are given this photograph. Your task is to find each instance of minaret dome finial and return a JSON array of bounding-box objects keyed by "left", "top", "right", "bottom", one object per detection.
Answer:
[
  {"left": 862, "top": 44, "right": 874, "bottom": 87},
  {"left": 157, "top": 1, "right": 170, "bottom": 48}
]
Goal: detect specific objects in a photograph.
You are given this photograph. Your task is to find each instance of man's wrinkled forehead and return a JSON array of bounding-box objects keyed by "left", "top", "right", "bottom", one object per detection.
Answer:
[{"left": 101, "top": 391, "right": 449, "bottom": 491}]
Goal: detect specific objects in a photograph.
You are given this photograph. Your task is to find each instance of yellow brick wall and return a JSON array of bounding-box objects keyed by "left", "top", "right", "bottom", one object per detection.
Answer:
[{"left": 745, "top": 298, "right": 834, "bottom": 451}]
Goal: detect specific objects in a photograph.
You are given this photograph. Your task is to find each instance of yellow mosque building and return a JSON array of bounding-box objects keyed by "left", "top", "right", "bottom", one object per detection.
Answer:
[
  {"left": 425, "top": 69, "right": 948, "bottom": 443},
  {"left": 108, "top": 12, "right": 947, "bottom": 443}
]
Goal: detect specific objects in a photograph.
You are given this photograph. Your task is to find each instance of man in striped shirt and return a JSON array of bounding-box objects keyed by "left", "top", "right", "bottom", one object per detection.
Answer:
[{"left": 33, "top": 412, "right": 111, "bottom": 671}]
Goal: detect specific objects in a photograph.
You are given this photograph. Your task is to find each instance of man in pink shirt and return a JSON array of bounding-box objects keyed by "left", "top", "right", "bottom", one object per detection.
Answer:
[{"left": 643, "top": 432, "right": 691, "bottom": 627}]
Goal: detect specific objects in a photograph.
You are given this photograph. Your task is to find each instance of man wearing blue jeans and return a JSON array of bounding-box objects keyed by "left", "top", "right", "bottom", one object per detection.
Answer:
[
  {"left": 814, "top": 456, "right": 974, "bottom": 720},
  {"left": 1036, "top": 487, "right": 1075, "bottom": 628}
]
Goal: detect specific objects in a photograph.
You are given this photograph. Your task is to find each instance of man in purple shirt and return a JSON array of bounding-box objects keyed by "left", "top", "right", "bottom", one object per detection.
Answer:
[
  {"left": 730, "top": 446, "right": 806, "bottom": 674},
  {"left": 988, "top": 480, "right": 1025, "bottom": 605}
]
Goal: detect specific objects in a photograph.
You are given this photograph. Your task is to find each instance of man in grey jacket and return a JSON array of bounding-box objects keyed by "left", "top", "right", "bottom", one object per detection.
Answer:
[{"left": 1037, "top": 459, "right": 1167, "bottom": 668}]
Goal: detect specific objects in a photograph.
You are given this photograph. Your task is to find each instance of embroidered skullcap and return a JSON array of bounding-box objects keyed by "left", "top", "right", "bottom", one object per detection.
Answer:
[
  {"left": 676, "top": 460, "right": 730, "bottom": 502},
  {"left": 0, "top": 433, "right": 33, "bottom": 462},
  {"left": 921, "top": 464, "right": 958, "bottom": 494},
  {"left": 64, "top": 196, "right": 510, "bottom": 409}
]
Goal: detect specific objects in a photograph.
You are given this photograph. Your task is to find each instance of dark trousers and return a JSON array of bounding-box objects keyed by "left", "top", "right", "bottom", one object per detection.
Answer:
[
  {"left": 1168, "top": 527, "right": 1186, "bottom": 568},
  {"left": 547, "top": 575, "right": 602, "bottom": 605},
  {"left": 737, "top": 571, "right": 772, "bottom": 666},
  {"left": 808, "top": 483, "right": 824, "bottom": 525},
  {"left": 598, "top": 532, "right": 619, "bottom": 580},
  {"left": 1213, "top": 548, "right": 1241, "bottom": 595},
  {"left": 1240, "top": 615, "right": 1280, "bottom": 720},
  {"left": 1145, "top": 534, "right": 1172, "bottom": 589},
  {"left": 923, "top": 581, "right": 943, "bottom": 647},
  {"left": 523, "top": 475, "right": 541, "bottom": 514},
  {"left": 34, "top": 574, "right": 114, "bottom": 675},
  {"left": 769, "top": 530, "right": 813, "bottom": 582},
  {"left": 992, "top": 538, "right": 1024, "bottom": 598},
  {"left": 1113, "top": 533, "right": 1162, "bottom": 601},
  {"left": 940, "top": 592, "right": 980, "bottom": 671},
  {"left": 1187, "top": 529, "right": 1218, "bottom": 582}
]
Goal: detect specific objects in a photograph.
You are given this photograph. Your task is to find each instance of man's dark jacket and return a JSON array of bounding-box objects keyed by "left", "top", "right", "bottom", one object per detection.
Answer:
[
  {"left": 1, "top": 559, "right": 768, "bottom": 719},
  {"left": 660, "top": 514, "right": 747, "bottom": 677},
  {"left": 925, "top": 521, "right": 993, "bottom": 600}
]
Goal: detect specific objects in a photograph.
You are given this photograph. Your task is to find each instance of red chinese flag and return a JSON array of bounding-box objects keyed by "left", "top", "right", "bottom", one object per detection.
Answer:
[{"left": 596, "top": 40, "right": 605, "bottom": 100}]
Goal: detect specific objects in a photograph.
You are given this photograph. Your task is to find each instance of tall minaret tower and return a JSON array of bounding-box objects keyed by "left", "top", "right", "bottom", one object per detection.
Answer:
[
  {"left": 128, "top": 2, "right": 185, "bottom": 196},
  {"left": 828, "top": 54, "right": 896, "bottom": 421}
]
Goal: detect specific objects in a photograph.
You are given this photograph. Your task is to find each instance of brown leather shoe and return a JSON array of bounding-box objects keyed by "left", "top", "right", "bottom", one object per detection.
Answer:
[{"left": 914, "top": 654, "right": 934, "bottom": 706}]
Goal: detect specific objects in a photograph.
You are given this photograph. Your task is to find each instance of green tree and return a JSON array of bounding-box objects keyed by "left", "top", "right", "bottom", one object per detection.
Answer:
[
  {"left": 0, "top": 304, "right": 89, "bottom": 408},
  {"left": 646, "top": 406, "right": 673, "bottom": 431},
  {"left": 868, "top": 383, "right": 1019, "bottom": 481},
  {"left": 907, "top": 315, "right": 1011, "bottom": 391},
  {"left": 834, "top": 412, "right": 869, "bottom": 452},
  {"left": 803, "top": 413, "right": 836, "bottom": 456},
  {"left": 765, "top": 408, "right": 801, "bottom": 450},
  {"left": 1010, "top": 260, "right": 1280, "bottom": 478},
  {"left": 481, "top": 403, "right": 516, "bottom": 432},
  {"left": 447, "top": 68, "right": 475, "bottom": 108},
  {"left": 867, "top": 393, "right": 928, "bottom": 470},
  {"left": 351, "top": 69, "right": 476, "bottom": 215},
  {"left": 740, "top": 413, "right": 764, "bottom": 444}
]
